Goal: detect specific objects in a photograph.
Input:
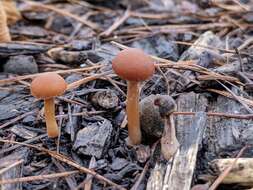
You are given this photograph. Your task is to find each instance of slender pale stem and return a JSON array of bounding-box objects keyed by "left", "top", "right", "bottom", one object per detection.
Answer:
[
  {"left": 44, "top": 98, "right": 59, "bottom": 138},
  {"left": 161, "top": 115, "right": 179, "bottom": 160},
  {"left": 166, "top": 115, "right": 177, "bottom": 141},
  {"left": 126, "top": 81, "right": 141, "bottom": 145}
]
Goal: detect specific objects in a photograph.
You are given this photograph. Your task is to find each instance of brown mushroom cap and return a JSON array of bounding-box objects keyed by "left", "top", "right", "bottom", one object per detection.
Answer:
[
  {"left": 112, "top": 48, "right": 155, "bottom": 81},
  {"left": 31, "top": 73, "right": 67, "bottom": 99}
]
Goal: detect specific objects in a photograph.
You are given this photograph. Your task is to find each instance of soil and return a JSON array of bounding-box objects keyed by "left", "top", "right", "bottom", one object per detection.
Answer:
[{"left": 1, "top": 0, "right": 253, "bottom": 190}]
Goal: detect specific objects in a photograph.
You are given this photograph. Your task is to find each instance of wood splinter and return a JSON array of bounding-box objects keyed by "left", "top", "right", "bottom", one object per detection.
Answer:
[{"left": 202, "top": 158, "right": 253, "bottom": 186}]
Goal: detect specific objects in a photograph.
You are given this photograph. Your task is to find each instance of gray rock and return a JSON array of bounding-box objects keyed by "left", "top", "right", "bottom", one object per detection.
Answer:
[
  {"left": 96, "top": 43, "right": 120, "bottom": 62},
  {"left": 132, "top": 35, "right": 179, "bottom": 61},
  {"left": 91, "top": 90, "right": 119, "bottom": 109},
  {"left": 73, "top": 119, "right": 113, "bottom": 158},
  {"left": 66, "top": 40, "right": 92, "bottom": 51},
  {"left": 180, "top": 31, "right": 223, "bottom": 61},
  {"left": 4, "top": 55, "right": 38, "bottom": 75},
  {"left": 50, "top": 15, "right": 74, "bottom": 35}
]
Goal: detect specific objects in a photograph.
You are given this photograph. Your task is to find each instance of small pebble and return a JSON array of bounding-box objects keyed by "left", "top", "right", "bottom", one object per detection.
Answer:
[
  {"left": 4, "top": 55, "right": 38, "bottom": 75},
  {"left": 91, "top": 90, "right": 119, "bottom": 109}
]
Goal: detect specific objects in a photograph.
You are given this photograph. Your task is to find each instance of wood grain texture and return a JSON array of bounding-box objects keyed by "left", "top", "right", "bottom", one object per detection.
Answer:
[{"left": 163, "top": 92, "right": 208, "bottom": 190}]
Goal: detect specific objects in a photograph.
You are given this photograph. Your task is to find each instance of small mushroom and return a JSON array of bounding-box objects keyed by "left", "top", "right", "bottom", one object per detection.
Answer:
[
  {"left": 2, "top": 0, "right": 21, "bottom": 25},
  {"left": 30, "top": 73, "right": 67, "bottom": 138},
  {"left": 140, "top": 94, "right": 176, "bottom": 139},
  {"left": 160, "top": 115, "right": 179, "bottom": 160},
  {"left": 0, "top": 1, "right": 11, "bottom": 42},
  {"left": 154, "top": 96, "right": 179, "bottom": 160},
  {"left": 112, "top": 48, "right": 155, "bottom": 145}
]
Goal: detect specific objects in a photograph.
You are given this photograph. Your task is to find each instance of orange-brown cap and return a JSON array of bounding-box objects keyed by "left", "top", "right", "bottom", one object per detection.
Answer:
[
  {"left": 31, "top": 73, "right": 67, "bottom": 99},
  {"left": 112, "top": 48, "right": 155, "bottom": 81}
]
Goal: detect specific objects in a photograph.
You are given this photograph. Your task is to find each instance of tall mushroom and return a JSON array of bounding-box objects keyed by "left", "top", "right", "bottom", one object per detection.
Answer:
[
  {"left": 31, "top": 73, "right": 67, "bottom": 138},
  {"left": 112, "top": 48, "right": 155, "bottom": 145},
  {"left": 0, "top": 1, "right": 11, "bottom": 42},
  {"left": 2, "top": 0, "right": 21, "bottom": 25}
]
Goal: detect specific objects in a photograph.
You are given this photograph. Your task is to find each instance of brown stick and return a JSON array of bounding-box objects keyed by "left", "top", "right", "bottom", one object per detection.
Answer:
[
  {"left": 0, "top": 110, "right": 37, "bottom": 129},
  {"left": 0, "top": 65, "right": 102, "bottom": 85},
  {"left": 101, "top": 9, "right": 130, "bottom": 36},
  {"left": 173, "top": 111, "right": 253, "bottom": 120},
  {"left": 209, "top": 145, "right": 248, "bottom": 190},
  {"left": 22, "top": 0, "right": 99, "bottom": 31},
  {"left": 66, "top": 71, "right": 112, "bottom": 90},
  {"left": 0, "top": 171, "right": 79, "bottom": 185},
  {"left": 0, "top": 139, "right": 126, "bottom": 190}
]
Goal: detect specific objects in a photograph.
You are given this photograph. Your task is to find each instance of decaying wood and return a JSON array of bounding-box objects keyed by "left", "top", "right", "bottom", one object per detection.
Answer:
[
  {"left": 163, "top": 92, "right": 208, "bottom": 190},
  {"left": 84, "top": 156, "right": 96, "bottom": 190},
  {"left": 147, "top": 163, "right": 166, "bottom": 190},
  {"left": 0, "top": 42, "right": 51, "bottom": 57},
  {"left": 23, "top": 0, "right": 99, "bottom": 30},
  {"left": 0, "top": 139, "right": 126, "bottom": 190},
  {"left": 0, "top": 159, "right": 24, "bottom": 190},
  {"left": 0, "top": 171, "right": 79, "bottom": 185},
  {"left": 205, "top": 90, "right": 252, "bottom": 157},
  {"left": 205, "top": 158, "right": 253, "bottom": 186},
  {"left": 209, "top": 146, "right": 248, "bottom": 190}
]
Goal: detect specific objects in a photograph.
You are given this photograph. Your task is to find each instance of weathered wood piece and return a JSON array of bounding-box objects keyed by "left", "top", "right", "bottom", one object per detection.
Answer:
[
  {"left": 205, "top": 90, "right": 252, "bottom": 157},
  {"left": 162, "top": 92, "right": 208, "bottom": 190},
  {"left": 0, "top": 159, "right": 23, "bottom": 190},
  {"left": 176, "top": 31, "right": 223, "bottom": 91},
  {"left": 73, "top": 118, "right": 113, "bottom": 158},
  {"left": 0, "top": 42, "right": 51, "bottom": 57},
  {"left": 147, "top": 163, "right": 166, "bottom": 190},
  {"left": 206, "top": 158, "right": 253, "bottom": 186},
  {"left": 180, "top": 31, "right": 223, "bottom": 61}
]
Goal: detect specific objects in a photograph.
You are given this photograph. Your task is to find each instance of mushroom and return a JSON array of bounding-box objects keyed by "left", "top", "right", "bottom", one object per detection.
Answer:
[
  {"left": 30, "top": 73, "right": 67, "bottom": 138},
  {"left": 0, "top": 1, "right": 11, "bottom": 42},
  {"left": 112, "top": 48, "right": 155, "bottom": 145},
  {"left": 2, "top": 0, "right": 21, "bottom": 25},
  {"left": 160, "top": 114, "right": 179, "bottom": 160},
  {"left": 154, "top": 96, "right": 179, "bottom": 160}
]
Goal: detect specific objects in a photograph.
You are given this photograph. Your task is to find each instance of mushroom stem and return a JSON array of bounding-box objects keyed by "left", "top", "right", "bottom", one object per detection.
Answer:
[
  {"left": 126, "top": 81, "right": 141, "bottom": 145},
  {"left": 44, "top": 98, "right": 59, "bottom": 138},
  {"left": 0, "top": 1, "right": 11, "bottom": 42},
  {"left": 165, "top": 115, "right": 177, "bottom": 141},
  {"left": 161, "top": 115, "right": 179, "bottom": 160}
]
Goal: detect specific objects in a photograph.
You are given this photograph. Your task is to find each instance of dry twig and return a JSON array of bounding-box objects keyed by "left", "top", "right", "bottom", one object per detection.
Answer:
[
  {"left": 0, "top": 139, "right": 126, "bottom": 190},
  {"left": 209, "top": 145, "right": 248, "bottom": 190},
  {"left": 0, "top": 171, "right": 79, "bottom": 185},
  {"left": 22, "top": 0, "right": 99, "bottom": 30}
]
